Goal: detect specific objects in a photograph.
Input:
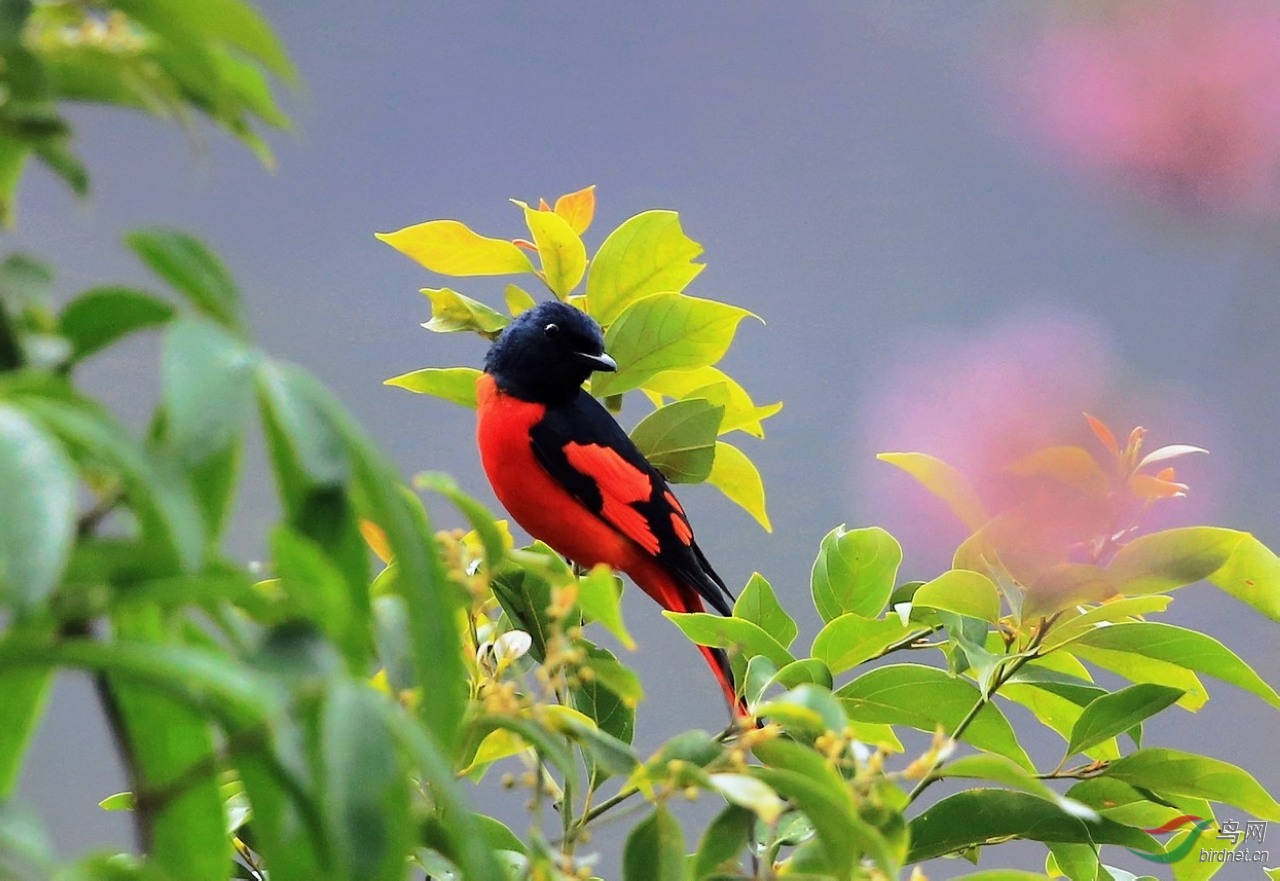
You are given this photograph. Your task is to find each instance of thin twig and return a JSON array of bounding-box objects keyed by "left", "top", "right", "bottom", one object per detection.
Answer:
[{"left": 903, "top": 614, "right": 1059, "bottom": 807}]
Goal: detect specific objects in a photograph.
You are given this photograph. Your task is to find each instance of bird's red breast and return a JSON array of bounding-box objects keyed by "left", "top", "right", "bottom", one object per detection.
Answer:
[{"left": 477, "top": 373, "right": 641, "bottom": 573}]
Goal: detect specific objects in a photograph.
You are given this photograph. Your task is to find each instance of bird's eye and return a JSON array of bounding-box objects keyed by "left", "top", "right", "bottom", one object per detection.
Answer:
[{"left": 544, "top": 323, "right": 561, "bottom": 337}]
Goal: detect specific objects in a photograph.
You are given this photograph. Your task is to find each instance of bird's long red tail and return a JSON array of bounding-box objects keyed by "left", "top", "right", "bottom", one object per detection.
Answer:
[{"left": 629, "top": 558, "right": 751, "bottom": 720}]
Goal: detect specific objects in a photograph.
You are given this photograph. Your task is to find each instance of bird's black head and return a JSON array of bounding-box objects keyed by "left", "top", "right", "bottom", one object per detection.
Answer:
[{"left": 484, "top": 301, "right": 616, "bottom": 404}]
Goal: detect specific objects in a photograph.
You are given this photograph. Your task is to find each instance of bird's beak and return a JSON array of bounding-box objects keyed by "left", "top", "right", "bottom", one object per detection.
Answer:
[{"left": 577, "top": 350, "right": 617, "bottom": 373}]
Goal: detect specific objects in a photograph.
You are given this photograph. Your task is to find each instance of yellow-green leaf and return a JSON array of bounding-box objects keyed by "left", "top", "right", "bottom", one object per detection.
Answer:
[
  {"left": 1069, "top": 643, "right": 1208, "bottom": 710},
  {"left": 384, "top": 367, "right": 481, "bottom": 408},
  {"left": 811, "top": 614, "right": 915, "bottom": 675},
  {"left": 553, "top": 184, "right": 596, "bottom": 235},
  {"left": 877, "top": 452, "right": 988, "bottom": 531},
  {"left": 1006, "top": 445, "right": 1109, "bottom": 496},
  {"left": 644, "top": 366, "right": 780, "bottom": 437},
  {"left": 706, "top": 441, "right": 771, "bottom": 530},
  {"left": 420, "top": 288, "right": 508, "bottom": 336},
  {"left": 912, "top": 569, "right": 1002, "bottom": 623},
  {"left": 592, "top": 294, "right": 756, "bottom": 397},
  {"left": 663, "top": 611, "right": 795, "bottom": 669},
  {"left": 1073, "top": 621, "right": 1280, "bottom": 710},
  {"left": 586, "top": 209, "right": 705, "bottom": 324},
  {"left": 504, "top": 283, "right": 537, "bottom": 316},
  {"left": 1107, "top": 527, "right": 1280, "bottom": 622},
  {"left": 521, "top": 204, "right": 587, "bottom": 297},
  {"left": 376, "top": 219, "right": 534, "bottom": 276}
]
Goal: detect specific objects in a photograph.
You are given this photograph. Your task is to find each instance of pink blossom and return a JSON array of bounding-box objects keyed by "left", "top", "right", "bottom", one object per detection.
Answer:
[
  {"left": 852, "top": 309, "right": 1221, "bottom": 577},
  {"left": 1014, "top": 1, "right": 1280, "bottom": 216}
]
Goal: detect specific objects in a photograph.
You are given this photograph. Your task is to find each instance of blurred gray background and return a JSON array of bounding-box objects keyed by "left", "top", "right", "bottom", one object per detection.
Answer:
[{"left": 11, "top": 2, "right": 1280, "bottom": 877}]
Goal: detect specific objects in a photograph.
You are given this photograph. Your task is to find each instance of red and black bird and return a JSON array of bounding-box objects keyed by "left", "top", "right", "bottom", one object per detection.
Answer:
[{"left": 476, "top": 301, "right": 745, "bottom": 717}]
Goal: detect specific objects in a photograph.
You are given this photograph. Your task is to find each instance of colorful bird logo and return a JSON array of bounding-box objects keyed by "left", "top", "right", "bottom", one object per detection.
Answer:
[{"left": 1128, "top": 815, "right": 1214, "bottom": 863}]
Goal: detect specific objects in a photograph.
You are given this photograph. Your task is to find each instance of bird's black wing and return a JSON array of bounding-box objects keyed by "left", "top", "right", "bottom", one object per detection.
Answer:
[{"left": 528, "top": 389, "right": 735, "bottom": 616}]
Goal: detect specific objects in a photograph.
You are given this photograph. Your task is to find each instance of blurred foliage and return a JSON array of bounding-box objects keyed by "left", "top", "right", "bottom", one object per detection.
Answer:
[
  {"left": 0, "top": 0, "right": 296, "bottom": 224},
  {"left": 2, "top": 3, "right": 1279, "bottom": 881}
]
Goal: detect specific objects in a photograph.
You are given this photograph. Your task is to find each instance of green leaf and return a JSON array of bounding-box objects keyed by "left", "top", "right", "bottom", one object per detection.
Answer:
[
  {"left": 491, "top": 558, "right": 556, "bottom": 664},
  {"left": 256, "top": 359, "right": 349, "bottom": 495},
  {"left": 59, "top": 286, "right": 174, "bottom": 363},
  {"left": 577, "top": 564, "right": 635, "bottom": 649},
  {"left": 257, "top": 361, "right": 468, "bottom": 758},
  {"left": 752, "top": 738, "right": 897, "bottom": 876},
  {"left": 110, "top": 609, "right": 229, "bottom": 881},
  {"left": 836, "top": 663, "right": 1034, "bottom": 769},
  {"left": 766, "top": 658, "right": 833, "bottom": 693},
  {"left": 371, "top": 701, "right": 508, "bottom": 881},
  {"left": 0, "top": 666, "right": 51, "bottom": 798},
  {"left": 1069, "top": 643, "right": 1208, "bottom": 711},
  {"left": 912, "top": 569, "right": 1002, "bottom": 624},
  {"left": 662, "top": 611, "right": 795, "bottom": 669},
  {"left": 521, "top": 204, "right": 586, "bottom": 297},
  {"left": 586, "top": 209, "right": 704, "bottom": 325},
  {"left": 811, "top": 613, "right": 915, "bottom": 675},
  {"left": 161, "top": 317, "right": 257, "bottom": 464},
  {"left": 420, "top": 287, "right": 508, "bottom": 336},
  {"left": 951, "top": 873, "right": 1057, "bottom": 881},
  {"left": 877, "top": 451, "right": 988, "bottom": 531},
  {"left": 708, "top": 773, "right": 786, "bottom": 823},
  {"left": 112, "top": 0, "right": 297, "bottom": 82},
  {"left": 629, "top": 397, "right": 723, "bottom": 483},
  {"left": 1064, "top": 684, "right": 1184, "bottom": 759},
  {"left": 0, "top": 636, "right": 281, "bottom": 720},
  {"left": 15, "top": 392, "right": 201, "bottom": 575},
  {"left": 376, "top": 219, "right": 534, "bottom": 276},
  {"left": 0, "top": 802, "right": 54, "bottom": 881},
  {"left": 0, "top": 404, "right": 76, "bottom": 609},
  {"left": 733, "top": 573, "right": 796, "bottom": 648},
  {"left": 644, "top": 366, "right": 781, "bottom": 438},
  {"left": 543, "top": 704, "right": 638, "bottom": 780},
  {"left": 1040, "top": 595, "right": 1174, "bottom": 651},
  {"left": 756, "top": 683, "right": 848, "bottom": 735},
  {"left": 321, "top": 680, "right": 413, "bottom": 881},
  {"left": 692, "top": 804, "right": 750, "bottom": 880},
  {"left": 906, "top": 790, "right": 1157, "bottom": 863},
  {"left": 125, "top": 230, "right": 244, "bottom": 334},
  {"left": 623, "top": 805, "right": 685, "bottom": 881},
  {"left": 1047, "top": 842, "right": 1103, "bottom": 881},
  {"left": 384, "top": 366, "right": 481, "bottom": 408},
  {"left": 1107, "top": 527, "right": 1280, "bottom": 621},
  {"left": 571, "top": 647, "right": 636, "bottom": 789},
  {"left": 935, "top": 754, "right": 1067, "bottom": 807},
  {"left": 273, "top": 527, "right": 369, "bottom": 672},
  {"left": 810, "top": 525, "right": 902, "bottom": 622},
  {"left": 1072, "top": 621, "right": 1280, "bottom": 710},
  {"left": 706, "top": 440, "right": 771, "bottom": 530},
  {"left": 998, "top": 680, "right": 1119, "bottom": 759},
  {"left": 1104, "top": 748, "right": 1280, "bottom": 820},
  {"left": 591, "top": 293, "right": 755, "bottom": 396}
]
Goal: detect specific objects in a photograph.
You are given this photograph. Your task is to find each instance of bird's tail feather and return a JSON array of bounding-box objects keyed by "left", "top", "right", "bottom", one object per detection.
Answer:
[{"left": 633, "top": 559, "right": 751, "bottom": 720}]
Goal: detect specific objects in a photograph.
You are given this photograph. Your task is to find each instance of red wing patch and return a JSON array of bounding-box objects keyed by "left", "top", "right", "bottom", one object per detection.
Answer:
[
  {"left": 670, "top": 512, "right": 693, "bottom": 545},
  {"left": 563, "top": 442, "right": 660, "bottom": 555},
  {"left": 664, "top": 490, "right": 693, "bottom": 544},
  {"left": 663, "top": 490, "right": 685, "bottom": 516}
]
